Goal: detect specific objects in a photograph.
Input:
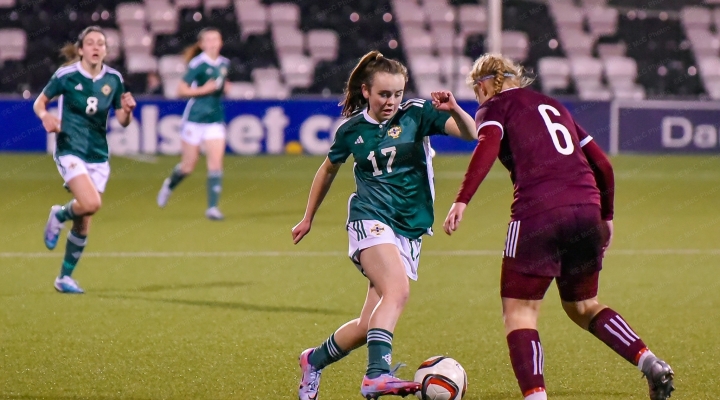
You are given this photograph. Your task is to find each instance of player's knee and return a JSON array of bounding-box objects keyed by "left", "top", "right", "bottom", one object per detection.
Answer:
[
  {"left": 386, "top": 284, "right": 410, "bottom": 309},
  {"left": 562, "top": 299, "right": 600, "bottom": 328},
  {"left": 180, "top": 161, "right": 196, "bottom": 174},
  {"left": 86, "top": 199, "right": 102, "bottom": 214}
]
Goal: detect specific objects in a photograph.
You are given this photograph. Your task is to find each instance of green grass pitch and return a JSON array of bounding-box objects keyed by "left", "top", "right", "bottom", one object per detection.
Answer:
[{"left": 1, "top": 153, "right": 719, "bottom": 399}]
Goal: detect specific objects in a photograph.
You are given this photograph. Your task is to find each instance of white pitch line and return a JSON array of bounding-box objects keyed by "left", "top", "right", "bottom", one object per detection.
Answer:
[{"left": 1, "top": 249, "right": 719, "bottom": 258}]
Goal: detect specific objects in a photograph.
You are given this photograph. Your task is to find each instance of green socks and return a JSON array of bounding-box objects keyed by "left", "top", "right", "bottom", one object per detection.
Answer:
[
  {"left": 366, "top": 328, "right": 393, "bottom": 378},
  {"left": 60, "top": 232, "right": 87, "bottom": 277},
  {"left": 168, "top": 164, "right": 187, "bottom": 190},
  {"left": 55, "top": 200, "right": 76, "bottom": 223},
  {"left": 207, "top": 171, "right": 222, "bottom": 209},
  {"left": 308, "top": 333, "right": 350, "bottom": 370}
]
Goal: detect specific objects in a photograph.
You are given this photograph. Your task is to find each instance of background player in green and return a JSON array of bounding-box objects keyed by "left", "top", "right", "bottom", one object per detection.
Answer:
[
  {"left": 33, "top": 26, "right": 136, "bottom": 294},
  {"left": 291, "top": 50, "right": 477, "bottom": 400},
  {"left": 157, "top": 28, "right": 230, "bottom": 220}
]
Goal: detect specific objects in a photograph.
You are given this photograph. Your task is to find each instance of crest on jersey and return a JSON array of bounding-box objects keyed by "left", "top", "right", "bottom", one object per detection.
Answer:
[
  {"left": 220, "top": 67, "right": 228, "bottom": 77},
  {"left": 101, "top": 84, "right": 111, "bottom": 96},
  {"left": 387, "top": 125, "right": 402, "bottom": 139},
  {"left": 370, "top": 224, "right": 385, "bottom": 236}
]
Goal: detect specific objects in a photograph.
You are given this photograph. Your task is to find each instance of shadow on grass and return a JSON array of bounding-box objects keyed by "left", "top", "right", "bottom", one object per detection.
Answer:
[
  {"left": 476, "top": 389, "right": 635, "bottom": 399},
  {"left": 97, "top": 294, "right": 348, "bottom": 315},
  {"left": 1, "top": 395, "right": 153, "bottom": 400},
  {"left": 93, "top": 281, "right": 252, "bottom": 293}
]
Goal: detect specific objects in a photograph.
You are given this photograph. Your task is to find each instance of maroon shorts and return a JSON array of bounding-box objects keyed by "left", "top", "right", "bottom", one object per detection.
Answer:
[{"left": 500, "top": 204, "right": 606, "bottom": 301}]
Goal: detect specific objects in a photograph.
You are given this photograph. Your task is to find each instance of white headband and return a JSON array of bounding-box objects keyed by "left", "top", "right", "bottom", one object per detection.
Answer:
[{"left": 475, "top": 72, "right": 516, "bottom": 84}]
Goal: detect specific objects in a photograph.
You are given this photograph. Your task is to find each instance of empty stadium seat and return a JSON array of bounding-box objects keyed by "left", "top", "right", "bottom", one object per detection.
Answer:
[
  {"left": 226, "top": 81, "right": 256, "bottom": 99},
  {"left": 500, "top": 30, "right": 529, "bottom": 61},
  {"left": 235, "top": 2, "right": 268, "bottom": 40},
  {"left": 158, "top": 55, "right": 186, "bottom": 78},
  {"left": 393, "top": 1, "right": 425, "bottom": 30},
  {"left": 162, "top": 77, "right": 181, "bottom": 99},
  {"left": 586, "top": 7, "right": 618, "bottom": 37},
  {"left": 272, "top": 26, "right": 304, "bottom": 56},
  {"left": 126, "top": 54, "right": 158, "bottom": 73},
  {"left": 268, "top": 3, "right": 300, "bottom": 28},
  {"left": 116, "top": 3, "right": 146, "bottom": 29},
  {"left": 681, "top": 6, "right": 712, "bottom": 31},
  {"left": 401, "top": 27, "right": 434, "bottom": 56},
  {"left": 280, "top": 54, "right": 314, "bottom": 89},
  {"left": 306, "top": 30, "right": 339, "bottom": 62},
  {"left": 558, "top": 28, "right": 594, "bottom": 57},
  {"left": 686, "top": 29, "right": 720, "bottom": 57},
  {"left": 122, "top": 26, "right": 154, "bottom": 55},
  {"left": 458, "top": 4, "right": 487, "bottom": 36},
  {"left": 408, "top": 54, "right": 441, "bottom": 80},
  {"left": 175, "top": 0, "right": 202, "bottom": 9},
  {"left": 603, "top": 56, "right": 638, "bottom": 89},
  {"left": 252, "top": 67, "right": 290, "bottom": 99},
  {"left": 551, "top": 5, "right": 584, "bottom": 31},
  {"left": 0, "top": 29, "right": 26, "bottom": 62},
  {"left": 148, "top": 3, "right": 178, "bottom": 35},
  {"left": 570, "top": 56, "right": 604, "bottom": 91},
  {"left": 204, "top": 0, "right": 231, "bottom": 12},
  {"left": 104, "top": 28, "right": 121, "bottom": 62},
  {"left": 538, "top": 57, "right": 571, "bottom": 93}
]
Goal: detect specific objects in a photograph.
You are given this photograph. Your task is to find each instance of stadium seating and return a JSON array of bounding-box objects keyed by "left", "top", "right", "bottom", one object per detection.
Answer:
[{"left": 0, "top": 0, "right": 715, "bottom": 99}]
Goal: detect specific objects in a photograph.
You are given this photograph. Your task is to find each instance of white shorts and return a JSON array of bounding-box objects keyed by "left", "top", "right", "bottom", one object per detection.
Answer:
[
  {"left": 54, "top": 154, "right": 110, "bottom": 193},
  {"left": 181, "top": 121, "right": 226, "bottom": 146},
  {"left": 347, "top": 219, "right": 423, "bottom": 281}
]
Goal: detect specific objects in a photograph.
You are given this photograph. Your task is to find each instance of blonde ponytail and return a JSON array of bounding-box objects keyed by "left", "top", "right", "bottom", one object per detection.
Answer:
[{"left": 467, "top": 53, "right": 535, "bottom": 93}]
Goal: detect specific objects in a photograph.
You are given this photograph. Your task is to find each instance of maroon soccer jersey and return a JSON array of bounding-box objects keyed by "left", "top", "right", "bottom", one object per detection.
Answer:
[{"left": 476, "top": 87, "right": 600, "bottom": 219}]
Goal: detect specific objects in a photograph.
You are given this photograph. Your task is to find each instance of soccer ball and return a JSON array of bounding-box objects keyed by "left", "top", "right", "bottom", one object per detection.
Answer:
[{"left": 414, "top": 356, "right": 467, "bottom": 400}]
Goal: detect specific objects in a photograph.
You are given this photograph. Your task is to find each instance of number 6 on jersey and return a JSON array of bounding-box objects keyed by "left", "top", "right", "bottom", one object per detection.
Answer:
[{"left": 538, "top": 104, "right": 574, "bottom": 155}]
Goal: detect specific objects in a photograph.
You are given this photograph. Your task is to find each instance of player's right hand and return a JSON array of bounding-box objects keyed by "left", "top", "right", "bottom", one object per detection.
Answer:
[
  {"left": 201, "top": 79, "right": 218, "bottom": 95},
  {"left": 40, "top": 113, "right": 61, "bottom": 133},
  {"left": 291, "top": 218, "right": 312, "bottom": 244},
  {"left": 443, "top": 202, "right": 467, "bottom": 235}
]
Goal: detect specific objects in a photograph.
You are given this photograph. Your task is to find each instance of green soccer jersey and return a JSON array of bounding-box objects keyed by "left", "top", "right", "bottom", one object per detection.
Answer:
[
  {"left": 43, "top": 62, "right": 124, "bottom": 163},
  {"left": 329, "top": 99, "right": 451, "bottom": 239},
  {"left": 182, "top": 52, "right": 230, "bottom": 124}
]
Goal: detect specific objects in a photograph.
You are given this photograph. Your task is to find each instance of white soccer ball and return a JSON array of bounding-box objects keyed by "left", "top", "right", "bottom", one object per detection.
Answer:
[{"left": 414, "top": 356, "right": 467, "bottom": 400}]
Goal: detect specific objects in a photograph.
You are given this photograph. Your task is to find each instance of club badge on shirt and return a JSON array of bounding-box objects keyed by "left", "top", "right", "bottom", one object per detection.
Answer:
[
  {"left": 388, "top": 125, "right": 402, "bottom": 139},
  {"left": 101, "top": 84, "right": 111, "bottom": 96}
]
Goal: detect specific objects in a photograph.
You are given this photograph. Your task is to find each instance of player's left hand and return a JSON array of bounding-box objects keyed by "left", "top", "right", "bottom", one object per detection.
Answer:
[
  {"left": 121, "top": 92, "right": 136, "bottom": 113},
  {"left": 431, "top": 90, "right": 459, "bottom": 112},
  {"left": 443, "top": 202, "right": 467, "bottom": 235}
]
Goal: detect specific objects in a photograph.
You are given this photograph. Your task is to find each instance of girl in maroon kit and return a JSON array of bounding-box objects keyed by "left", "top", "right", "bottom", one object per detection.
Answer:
[{"left": 443, "top": 53, "right": 675, "bottom": 400}]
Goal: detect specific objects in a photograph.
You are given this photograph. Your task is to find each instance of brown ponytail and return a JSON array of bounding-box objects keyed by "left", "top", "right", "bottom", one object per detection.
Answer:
[
  {"left": 183, "top": 27, "right": 221, "bottom": 64},
  {"left": 339, "top": 50, "right": 408, "bottom": 118},
  {"left": 60, "top": 26, "right": 106, "bottom": 66},
  {"left": 60, "top": 43, "right": 80, "bottom": 66},
  {"left": 182, "top": 43, "right": 202, "bottom": 64}
]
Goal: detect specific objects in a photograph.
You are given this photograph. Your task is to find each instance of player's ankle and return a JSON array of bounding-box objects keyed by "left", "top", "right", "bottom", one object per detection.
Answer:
[{"left": 524, "top": 387, "right": 547, "bottom": 400}]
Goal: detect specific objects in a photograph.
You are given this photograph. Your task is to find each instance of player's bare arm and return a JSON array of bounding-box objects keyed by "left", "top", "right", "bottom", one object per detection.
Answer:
[
  {"left": 33, "top": 93, "right": 61, "bottom": 134},
  {"left": 115, "top": 92, "right": 136, "bottom": 127},
  {"left": 292, "top": 157, "right": 342, "bottom": 244},
  {"left": 177, "top": 79, "right": 219, "bottom": 98},
  {"left": 431, "top": 91, "right": 477, "bottom": 140}
]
